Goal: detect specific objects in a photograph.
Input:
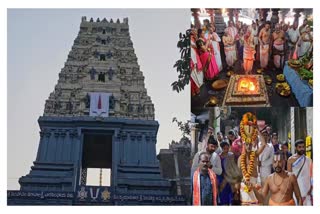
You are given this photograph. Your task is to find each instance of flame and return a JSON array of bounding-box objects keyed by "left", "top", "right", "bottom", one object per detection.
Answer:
[
  {"left": 249, "top": 82, "right": 255, "bottom": 91},
  {"left": 240, "top": 80, "right": 248, "bottom": 88},
  {"left": 239, "top": 78, "right": 256, "bottom": 92}
]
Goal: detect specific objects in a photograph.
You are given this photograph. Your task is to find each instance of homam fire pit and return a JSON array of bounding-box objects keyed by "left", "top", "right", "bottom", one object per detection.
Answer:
[
  {"left": 222, "top": 75, "right": 270, "bottom": 106},
  {"left": 234, "top": 76, "right": 261, "bottom": 96}
]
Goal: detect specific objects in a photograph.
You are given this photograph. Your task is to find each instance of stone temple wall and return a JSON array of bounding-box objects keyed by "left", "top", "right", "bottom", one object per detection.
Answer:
[{"left": 44, "top": 16, "right": 155, "bottom": 120}]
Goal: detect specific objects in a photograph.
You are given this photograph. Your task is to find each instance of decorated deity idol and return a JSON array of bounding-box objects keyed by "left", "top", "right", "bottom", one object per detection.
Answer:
[{"left": 237, "top": 112, "right": 267, "bottom": 205}]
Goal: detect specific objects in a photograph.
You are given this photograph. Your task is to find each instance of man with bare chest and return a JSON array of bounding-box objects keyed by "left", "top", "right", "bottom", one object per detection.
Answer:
[
  {"left": 287, "top": 139, "right": 313, "bottom": 205},
  {"left": 272, "top": 23, "right": 286, "bottom": 69},
  {"left": 253, "top": 152, "right": 302, "bottom": 205},
  {"left": 259, "top": 21, "right": 271, "bottom": 70}
]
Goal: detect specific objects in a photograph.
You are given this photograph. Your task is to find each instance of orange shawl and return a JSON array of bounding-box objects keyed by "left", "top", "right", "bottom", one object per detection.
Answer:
[
  {"left": 192, "top": 167, "right": 217, "bottom": 205},
  {"left": 269, "top": 198, "right": 295, "bottom": 206}
]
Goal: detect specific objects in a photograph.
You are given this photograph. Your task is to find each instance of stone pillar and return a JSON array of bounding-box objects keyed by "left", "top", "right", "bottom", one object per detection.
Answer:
[
  {"left": 46, "top": 131, "right": 56, "bottom": 161},
  {"left": 63, "top": 130, "right": 71, "bottom": 161},
  {"left": 214, "top": 108, "right": 221, "bottom": 134},
  {"left": 190, "top": 124, "right": 199, "bottom": 156},
  {"left": 206, "top": 9, "right": 215, "bottom": 26},
  {"left": 290, "top": 108, "right": 295, "bottom": 154},
  {"left": 56, "top": 131, "right": 65, "bottom": 161},
  {"left": 214, "top": 9, "right": 227, "bottom": 37},
  {"left": 173, "top": 150, "right": 182, "bottom": 195},
  {"left": 208, "top": 109, "right": 216, "bottom": 135},
  {"left": 191, "top": 8, "right": 201, "bottom": 29},
  {"left": 227, "top": 9, "right": 234, "bottom": 22},
  {"left": 303, "top": 9, "right": 313, "bottom": 19},
  {"left": 258, "top": 9, "right": 269, "bottom": 21},
  {"left": 293, "top": 9, "right": 303, "bottom": 25},
  {"left": 306, "top": 107, "right": 313, "bottom": 137},
  {"left": 280, "top": 9, "right": 290, "bottom": 23},
  {"left": 263, "top": 9, "right": 270, "bottom": 21},
  {"left": 36, "top": 130, "right": 45, "bottom": 161},
  {"left": 271, "top": 9, "right": 280, "bottom": 29},
  {"left": 234, "top": 9, "right": 240, "bottom": 23},
  {"left": 121, "top": 132, "right": 128, "bottom": 163},
  {"left": 70, "top": 130, "right": 80, "bottom": 162},
  {"left": 151, "top": 134, "right": 158, "bottom": 164},
  {"left": 256, "top": 9, "right": 261, "bottom": 20}
]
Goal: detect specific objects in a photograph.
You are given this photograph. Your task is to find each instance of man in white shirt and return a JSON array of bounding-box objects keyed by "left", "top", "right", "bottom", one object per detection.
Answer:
[
  {"left": 288, "top": 139, "right": 313, "bottom": 205},
  {"left": 226, "top": 20, "right": 239, "bottom": 41},
  {"left": 226, "top": 20, "right": 239, "bottom": 61},
  {"left": 191, "top": 136, "right": 222, "bottom": 176},
  {"left": 258, "top": 130, "right": 274, "bottom": 187},
  {"left": 258, "top": 129, "right": 274, "bottom": 205},
  {"left": 287, "top": 21, "right": 300, "bottom": 59}
]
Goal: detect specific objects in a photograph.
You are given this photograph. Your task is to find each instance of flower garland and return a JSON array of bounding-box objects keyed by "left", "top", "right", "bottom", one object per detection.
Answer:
[
  {"left": 240, "top": 151, "right": 256, "bottom": 192},
  {"left": 239, "top": 112, "right": 258, "bottom": 144},
  {"left": 240, "top": 112, "right": 257, "bottom": 126},
  {"left": 239, "top": 112, "right": 258, "bottom": 192}
]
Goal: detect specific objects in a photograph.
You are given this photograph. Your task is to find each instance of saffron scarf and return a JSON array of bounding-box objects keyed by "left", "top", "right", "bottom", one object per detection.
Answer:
[{"left": 192, "top": 167, "right": 217, "bottom": 205}]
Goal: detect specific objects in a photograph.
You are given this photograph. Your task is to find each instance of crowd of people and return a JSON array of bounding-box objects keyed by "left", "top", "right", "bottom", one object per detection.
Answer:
[
  {"left": 191, "top": 18, "right": 313, "bottom": 96},
  {"left": 190, "top": 125, "right": 313, "bottom": 206}
]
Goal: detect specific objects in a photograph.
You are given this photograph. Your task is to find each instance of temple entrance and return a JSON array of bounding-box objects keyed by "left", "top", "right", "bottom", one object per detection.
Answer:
[{"left": 81, "top": 132, "right": 113, "bottom": 186}]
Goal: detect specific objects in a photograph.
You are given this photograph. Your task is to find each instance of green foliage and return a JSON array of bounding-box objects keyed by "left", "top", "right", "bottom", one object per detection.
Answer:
[
  {"left": 171, "top": 29, "right": 191, "bottom": 93},
  {"left": 298, "top": 68, "right": 313, "bottom": 80},
  {"left": 172, "top": 117, "right": 191, "bottom": 137}
]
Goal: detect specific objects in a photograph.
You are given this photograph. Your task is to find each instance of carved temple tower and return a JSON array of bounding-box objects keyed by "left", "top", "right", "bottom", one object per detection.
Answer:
[{"left": 8, "top": 17, "right": 184, "bottom": 205}]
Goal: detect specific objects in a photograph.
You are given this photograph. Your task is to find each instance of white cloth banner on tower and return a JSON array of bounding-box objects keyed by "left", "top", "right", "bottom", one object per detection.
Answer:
[{"left": 89, "top": 92, "right": 111, "bottom": 117}]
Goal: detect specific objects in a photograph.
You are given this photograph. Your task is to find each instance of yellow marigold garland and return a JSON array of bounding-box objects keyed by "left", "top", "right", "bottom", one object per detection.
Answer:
[
  {"left": 240, "top": 151, "right": 256, "bottom": 192},
  {"left": 239, "top": 112, "right": 258, "bottom": 192}
]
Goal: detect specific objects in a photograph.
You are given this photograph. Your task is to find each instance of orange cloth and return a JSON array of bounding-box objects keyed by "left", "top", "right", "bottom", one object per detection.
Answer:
[
  {"left": 269, "top": 198, "right": 295, "bottom": 206},
  {"left": 192, "top": 167, "right": 217, "bottom": 205}
]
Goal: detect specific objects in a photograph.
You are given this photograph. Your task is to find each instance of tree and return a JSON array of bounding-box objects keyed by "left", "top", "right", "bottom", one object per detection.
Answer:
[
  {"left": 171, "top": 29, "right": 191, "bottom": 93},
  {"left": 172, "top": 117, "right": 191, "bottom": 139}
]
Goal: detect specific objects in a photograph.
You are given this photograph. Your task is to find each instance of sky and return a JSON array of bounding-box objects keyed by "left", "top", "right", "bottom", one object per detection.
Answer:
[{"left": 7, "top": 9, "right": 190, "bottom": 190}]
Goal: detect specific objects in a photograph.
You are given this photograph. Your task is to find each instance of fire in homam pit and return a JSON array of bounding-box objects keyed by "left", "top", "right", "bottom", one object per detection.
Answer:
[
  {"left": 234, "top": 76, "right": 261, "bottom": 96},
  {"left": 239, "top": 78, "right": 256, "bottom": 92},
  {"left": 222, "top": 75, "right": 270, "bottom": 106}
]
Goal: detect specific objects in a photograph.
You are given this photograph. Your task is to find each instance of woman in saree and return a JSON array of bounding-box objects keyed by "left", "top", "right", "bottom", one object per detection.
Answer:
[
  {"left": 196, "top": 29, "right": 219, "bottom": 80},
  {"left": 209, "top": 26, "right": 223, "bottom": 71},
  {"left": 297, "top": 25, "right": 313, "bottom": 58},
  {"left": 190, "top": 28, "right": 203, "bottom": 96},
  {"left": 218, "top": 141, "right": 242, "bottom": 205}
]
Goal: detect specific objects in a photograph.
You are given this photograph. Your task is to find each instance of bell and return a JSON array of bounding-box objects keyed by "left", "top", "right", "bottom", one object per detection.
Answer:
[{"left": 205, "top": 96, "right": 218, "bottom": 107}]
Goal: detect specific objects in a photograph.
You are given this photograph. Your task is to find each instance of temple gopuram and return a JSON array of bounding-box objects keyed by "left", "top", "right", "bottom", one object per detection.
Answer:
[{"left": 7, "top": 16, "right": 186, "bottom": 205}]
